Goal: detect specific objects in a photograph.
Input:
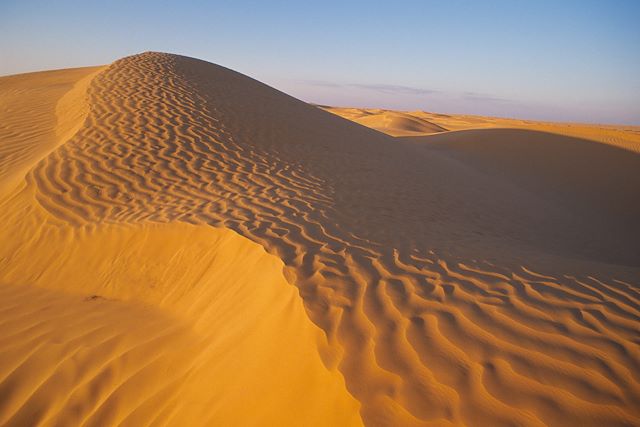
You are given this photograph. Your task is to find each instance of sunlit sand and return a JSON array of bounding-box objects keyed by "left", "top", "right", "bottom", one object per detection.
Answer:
[{"left": 1, "top": 52, "right": 639, "bottom": 426}]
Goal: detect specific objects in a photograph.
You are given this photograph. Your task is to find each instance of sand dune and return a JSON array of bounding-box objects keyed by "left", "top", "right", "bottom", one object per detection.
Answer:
[
  {"left": 0, "top": 215, "right": 360, "bottom": 426},
  {"left": 322, "top": 107, "right": 448, "bottom": 136},
  {"left": 0, "top": 66, "right": 103, "bottom": 198},
  {"left": 326, "top": 106, "right": 640, "bottom": 153},
  {"left": 1, "top": 52, "right": 639, "bottom": 426}
]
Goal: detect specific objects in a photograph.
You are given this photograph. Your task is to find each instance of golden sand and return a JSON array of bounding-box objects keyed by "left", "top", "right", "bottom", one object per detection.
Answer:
[
  {"left": 1, "top": 52, "right": 639, "bottom": 426},
  {"left": 325, "top": 106, "right": 640, "bottom": 152}
]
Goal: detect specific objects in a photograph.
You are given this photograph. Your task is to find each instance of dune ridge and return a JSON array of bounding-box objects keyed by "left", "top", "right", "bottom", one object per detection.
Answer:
[
  {"left": 1, "top": 52, "right": 640, "bottom": 426},
  {"left": 0, "top": 66, "right": 103, "bottom": 198},
  {"left": 0, "top": 56, "right": 362, "bottom": 426}
]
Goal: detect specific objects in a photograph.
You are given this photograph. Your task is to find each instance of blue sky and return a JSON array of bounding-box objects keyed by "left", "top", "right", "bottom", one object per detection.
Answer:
[{"left": 1, "top": 0, "right": 639, "bottom": 124}]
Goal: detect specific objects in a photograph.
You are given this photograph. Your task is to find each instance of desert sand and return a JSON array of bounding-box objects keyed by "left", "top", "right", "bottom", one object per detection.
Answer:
[
  {"left": 1, "top": 52, "right": 639, "bottom": 426},
  {"left": 324, "top": 106, "right": 640, "bottom": 153}
]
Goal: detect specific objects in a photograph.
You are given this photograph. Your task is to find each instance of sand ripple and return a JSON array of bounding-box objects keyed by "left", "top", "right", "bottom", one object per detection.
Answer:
[{"left": 2, "top": 52, "right": 640, "bottom": 425}]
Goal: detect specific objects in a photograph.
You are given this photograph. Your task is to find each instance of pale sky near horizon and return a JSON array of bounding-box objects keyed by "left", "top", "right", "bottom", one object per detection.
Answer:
[{"left": 1, "top": 0, "right": 639, "bottom": 124}]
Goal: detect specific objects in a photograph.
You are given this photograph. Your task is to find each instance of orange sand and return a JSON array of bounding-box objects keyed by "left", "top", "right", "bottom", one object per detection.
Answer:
[{"left": 1, "top": 53, "right": 639, "bottom": 426}]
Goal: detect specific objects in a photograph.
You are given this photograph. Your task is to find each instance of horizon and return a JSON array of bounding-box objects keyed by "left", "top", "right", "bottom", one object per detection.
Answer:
[{"left": 2, "top": 0, "right": 639, "bottom": 125}]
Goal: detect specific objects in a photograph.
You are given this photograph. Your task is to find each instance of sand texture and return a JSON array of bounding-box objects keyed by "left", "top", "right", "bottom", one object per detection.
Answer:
[{"left": 1, "top": 52, "right": 639, "bottom": 426}]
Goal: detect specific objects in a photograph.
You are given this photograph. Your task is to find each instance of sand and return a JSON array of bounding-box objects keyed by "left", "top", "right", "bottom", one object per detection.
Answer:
[
  {"left": 1, "top": 52, "right": 639, "bottom": 426},
  {"left": 324, "top": 106, "right": 640, "bottom": 152}
]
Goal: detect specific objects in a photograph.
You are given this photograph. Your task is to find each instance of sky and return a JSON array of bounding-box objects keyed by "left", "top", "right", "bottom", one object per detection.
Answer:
[{"left": 1, "top": 0, "right": 639, "bottom": 124}]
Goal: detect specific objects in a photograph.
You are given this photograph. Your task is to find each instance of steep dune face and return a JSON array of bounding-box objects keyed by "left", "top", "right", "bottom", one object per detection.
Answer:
[{"left": 1, "top": 52, "right": 640, "bottom": 426}]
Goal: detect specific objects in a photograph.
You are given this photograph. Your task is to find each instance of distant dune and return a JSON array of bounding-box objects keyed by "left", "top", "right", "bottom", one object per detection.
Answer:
[
  {"left": 325, "top": 106, "right": 640, "bottom": 153},
  {"left": 321, "top": 107, "right": 448, "bottom": 136},
  {"left": 1, "top": 52, "right": 639, "bottom": 426}
]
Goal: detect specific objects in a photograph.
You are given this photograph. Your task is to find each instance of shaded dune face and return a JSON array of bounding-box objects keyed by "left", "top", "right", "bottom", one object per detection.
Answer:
[{"left": 1, "top": 52, "right": 640, "bottom": 426}]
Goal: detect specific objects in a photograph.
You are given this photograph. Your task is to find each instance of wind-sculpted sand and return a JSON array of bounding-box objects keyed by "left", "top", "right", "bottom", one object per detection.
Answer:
[
  {"left": 0, "top": 66, "right": 103, "bottom": 197},
  {"left": 1, "top": 52, "right": 639, "bottom": 426}
]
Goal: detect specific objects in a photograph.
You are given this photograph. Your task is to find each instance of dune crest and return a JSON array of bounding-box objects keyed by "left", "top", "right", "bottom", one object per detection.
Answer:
[
  {"left": 1, "top": 52, "right": 640, "bottom": 426},
  {"left": 0, "top": 57, "right": 361, "bottom": 426},
  {"left": 0, "top": 66, "right": 103, "bottom": 198}
]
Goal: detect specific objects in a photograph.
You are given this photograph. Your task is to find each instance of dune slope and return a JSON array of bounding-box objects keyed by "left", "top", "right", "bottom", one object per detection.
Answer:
[
  {"left": 0, "top": 66, "right": 103, "bottom": 197},
  {"left": 0, "top": 61, "right": 361, "bottom": 426},
  {"left": 0, "top": 215, "right": 361, "bottom": 426},
  {"left": 1, "top": 52, "right": 640, "bottom": 426}
]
